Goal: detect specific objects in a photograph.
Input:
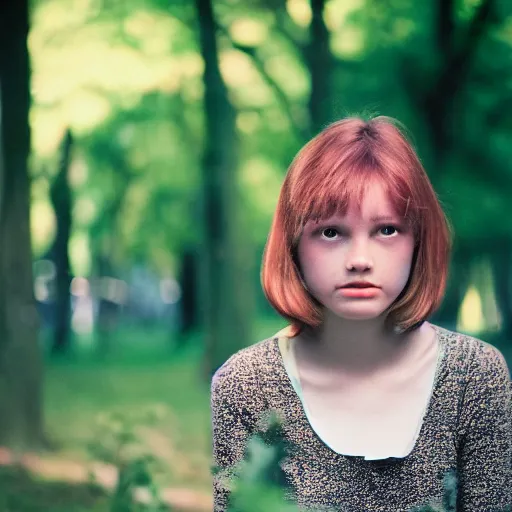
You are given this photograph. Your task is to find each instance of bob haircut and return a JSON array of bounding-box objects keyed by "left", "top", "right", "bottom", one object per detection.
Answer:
[{"left": 261, "top": 116, "right": 453, "bottom": 337}]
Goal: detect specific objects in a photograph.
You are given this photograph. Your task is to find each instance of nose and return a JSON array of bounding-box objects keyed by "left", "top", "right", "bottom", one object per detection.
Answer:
[
  {"left": 346, "top": 257, "right": 372, "bottom": 272},
  {"left": 345, "top": 241, "right": 373, "bottom": 272}
]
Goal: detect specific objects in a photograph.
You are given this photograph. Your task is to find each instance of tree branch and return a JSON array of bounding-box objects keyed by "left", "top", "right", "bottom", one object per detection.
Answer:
[
  {"left": 271, "top": 8, "right": 308, "bottom": 62},
  {"left": 216, "top": 22, "right": 308, "bottom": 142},
  {"left": 256, "top": 0, "right": 308, "bottom": 61},
  {"left": 433, "top": 0, "right": 495, "bottom": 102}
]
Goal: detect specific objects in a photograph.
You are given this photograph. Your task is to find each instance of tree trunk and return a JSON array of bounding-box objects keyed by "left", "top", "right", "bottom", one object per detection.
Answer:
[
  {"left": 50, "top": 130, "right": 73, "bottom": 356},
  {"left": 0, "top": 0, "right": 45, "bottom": 448},
  {"left": 95, "top": 252, "right": 119, "bottom": 356},
  {"left": 176, "top": 247, "right": 199, "bottom": 347},
  {"left": 307, "top": 0, "right": 333, "bottom": 134},
  {"left": 196, "top": 0, "right": 253, "bottom": 378},
  {"left": 423, "top": 0, "right": 495, "bottom": 169},
  {"left": 413, "top": 0, "right": 496, "bottom": 330}
]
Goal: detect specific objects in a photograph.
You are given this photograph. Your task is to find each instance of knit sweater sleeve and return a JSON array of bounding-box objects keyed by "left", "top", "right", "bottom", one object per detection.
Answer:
[
  {"left": 211, "top": 349, "right": 267, "bottom": 512},
  {"left": 456, "top": 342, "right": 512, "bottom": 511}
]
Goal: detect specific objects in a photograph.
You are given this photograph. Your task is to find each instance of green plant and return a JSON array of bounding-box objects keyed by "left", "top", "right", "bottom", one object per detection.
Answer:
[
  {"left": 225, "top": 411, "right": 298, "bottom": 512},
  {"left": 409, "top": 469, "right": 458, "bottom": 512},
  {"left": 86, "top": 405, "right": 171, "bottom": 512}
]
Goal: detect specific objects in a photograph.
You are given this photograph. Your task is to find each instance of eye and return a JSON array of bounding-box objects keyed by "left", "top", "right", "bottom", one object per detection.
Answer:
[
  {"left": 315, "top": 224, "right": 402, "bottom": 240},
  {"left": 316, "top": 225, "right": 401, "bottom": 241},
  {"left": 380, "top": 225, "right": 399, "bottom": 237},
  {"left": 320, "top": 227, "right": 340, "bottom": 240}
]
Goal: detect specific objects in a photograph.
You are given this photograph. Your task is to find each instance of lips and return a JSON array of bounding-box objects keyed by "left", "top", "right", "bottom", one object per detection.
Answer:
[
  {"left": 339, "top": 282, "right": 378, "bottom": 288},
  {"left": 338, "top": 286, "right": 379, "bottom": 298}
]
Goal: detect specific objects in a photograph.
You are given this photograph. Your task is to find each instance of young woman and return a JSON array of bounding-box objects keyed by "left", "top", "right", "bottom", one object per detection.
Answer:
[{"left": 211, "top": 116, "right": 511, "bottom": 511}]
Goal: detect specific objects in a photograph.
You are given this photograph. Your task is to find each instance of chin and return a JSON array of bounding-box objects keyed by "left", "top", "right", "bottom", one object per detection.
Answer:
[{"left": 327, "top": 302, "right": 393, "bottom": 321}]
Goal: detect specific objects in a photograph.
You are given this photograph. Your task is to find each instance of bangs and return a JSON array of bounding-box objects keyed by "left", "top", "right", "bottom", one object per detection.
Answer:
[{"left": 287, "top": 145, "right": 420, "bottom": 245}]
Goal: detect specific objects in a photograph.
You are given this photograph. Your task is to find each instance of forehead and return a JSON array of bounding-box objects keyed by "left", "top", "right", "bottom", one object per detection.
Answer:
[
  {"left": 348, "top": 180, "right": 394, "bottom": 212},
  {"left": 304, "top": 180, "right": 399, "bottom": 224}
]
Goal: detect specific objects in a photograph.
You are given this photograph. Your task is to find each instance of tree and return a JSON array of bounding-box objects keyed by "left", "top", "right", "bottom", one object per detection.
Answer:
[
  {"left": 195, "top": 0, "right": 254, "bottom": 377},
  {"left": 406, "top": 0, "right": 509, "bottom": 329},
  {"left": 49, "top": 130, "right": 74, "bottom": 355},
  {"left": 307, "top": 0, "right": 334, "bottom": 134},
  {"left": 0, "top": 0, "right": 45, "bottom": 448},
  {"left": 85, "top": 128, "right": 135, "bottom": 355}
]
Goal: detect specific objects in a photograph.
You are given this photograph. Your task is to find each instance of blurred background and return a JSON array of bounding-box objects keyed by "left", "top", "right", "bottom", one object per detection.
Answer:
[{"left": 0, "top": 0, "right": 511, "bottom": 510}]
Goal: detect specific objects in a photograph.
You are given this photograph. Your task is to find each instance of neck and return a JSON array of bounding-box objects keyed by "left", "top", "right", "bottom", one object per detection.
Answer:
[{"left": 296, "top": 313, "right": 429, "bottom": 373}]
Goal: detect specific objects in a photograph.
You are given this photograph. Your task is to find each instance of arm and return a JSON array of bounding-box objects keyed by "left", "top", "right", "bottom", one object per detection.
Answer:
[
  {"left": 211, "top": 352, "right": 267, "bottom": 512},
  {"left": 456, "top": 343, "right": 512, "bottom": 511}
]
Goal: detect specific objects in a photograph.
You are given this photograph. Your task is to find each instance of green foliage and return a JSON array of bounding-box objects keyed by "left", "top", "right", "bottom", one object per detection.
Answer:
[
  {"left": 29, "top": 0, "right": 512, "bottom": 284},
  {"left": 223, "top": 412, "right": 300, "bottom": 512},
  {"left": 23, "top": 0, "right": 512, "bottom": 505},
  {"left": 409, "top": 469, "right": 458, "bottom": 512},
  {"left": 86, "top": 406, "right": 171, "bottom": 511}
]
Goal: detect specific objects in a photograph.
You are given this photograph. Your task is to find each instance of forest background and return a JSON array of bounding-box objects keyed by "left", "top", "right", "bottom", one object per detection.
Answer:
[{"left": 0, "top": 0, "right": 511, "bottom": 510}]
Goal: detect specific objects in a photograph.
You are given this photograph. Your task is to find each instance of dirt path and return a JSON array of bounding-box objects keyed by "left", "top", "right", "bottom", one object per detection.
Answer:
[{"left": 0, "top": 447, "right": 212, "bottom": 511}]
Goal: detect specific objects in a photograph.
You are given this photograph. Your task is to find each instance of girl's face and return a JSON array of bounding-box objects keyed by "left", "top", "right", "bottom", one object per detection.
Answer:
[{"left": 296, "top": 181, "right": 416, "bottom": 321}]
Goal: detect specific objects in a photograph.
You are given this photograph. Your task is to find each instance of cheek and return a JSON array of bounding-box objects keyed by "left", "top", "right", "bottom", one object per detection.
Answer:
[
  {"left": 396, "top": 263, "right": 413, "bottom": 286},
  {"left": 389, "top": 246, "right": 415, "bottom": 284},
  {"left": 297, "top": 243, "right": 332, "bottom": 276},
  {"left": 296, "top": 242, "right": 327, "bottom": 283},
  {"left": 390, "top": 247, "right": 414, "bottom": 267}
]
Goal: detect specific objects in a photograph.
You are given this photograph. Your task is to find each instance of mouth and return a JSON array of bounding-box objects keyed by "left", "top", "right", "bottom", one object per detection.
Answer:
[
  {"left": 338, "top": 283, "right": 379, "bottom": 289},
  {"left": 336, "top": 286, "right": 380, "bottom": 298}
]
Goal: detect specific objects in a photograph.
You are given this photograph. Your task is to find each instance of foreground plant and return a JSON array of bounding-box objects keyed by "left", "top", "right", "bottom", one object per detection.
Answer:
[{"left": 86, "top": 405, "right": 171, "bottom": 512}]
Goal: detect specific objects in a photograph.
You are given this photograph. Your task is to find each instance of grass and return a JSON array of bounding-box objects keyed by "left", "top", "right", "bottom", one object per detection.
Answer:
[
  {"left": 43, "top": 340, "right": 210, "bottom": 493},
  {"left": 0, "top": 466, "right": 109, "bottom": 511},
  {"left": 41, "top": 316, "right": 289, "bottom": 494}
]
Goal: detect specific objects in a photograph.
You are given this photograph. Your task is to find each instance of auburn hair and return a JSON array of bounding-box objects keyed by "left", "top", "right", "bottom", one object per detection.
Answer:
[{"left": 261, "top": 116, "right": 453, "bottom": 337}]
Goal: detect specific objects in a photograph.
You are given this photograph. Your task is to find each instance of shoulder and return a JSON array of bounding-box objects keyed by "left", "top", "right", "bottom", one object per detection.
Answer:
[
  {"left": 437, "top": 324, "right": 510, "bottom": 394},
  {"left": 211, "top": 336, "right": 278, "bottom": 397},
  {"left": 437, "top": 328, "right": 512, "bottom": 461}
]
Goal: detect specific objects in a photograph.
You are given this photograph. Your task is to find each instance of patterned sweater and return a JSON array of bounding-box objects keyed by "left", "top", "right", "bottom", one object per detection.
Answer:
[{"left": 211, "top": 324, "right": 512, "bottom": 511}]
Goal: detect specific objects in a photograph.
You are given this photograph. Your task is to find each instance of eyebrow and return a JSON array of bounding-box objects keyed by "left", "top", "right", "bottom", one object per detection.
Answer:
[
  {"left": 308, "top": 214, "right": 400, "bottom": 226},
  {"left": 369, "top": 215, "right": 398, "bottom": 222}
]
